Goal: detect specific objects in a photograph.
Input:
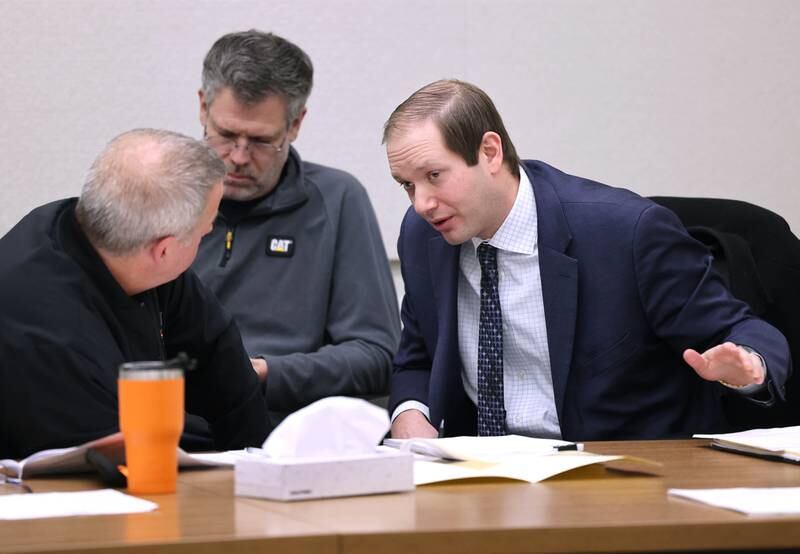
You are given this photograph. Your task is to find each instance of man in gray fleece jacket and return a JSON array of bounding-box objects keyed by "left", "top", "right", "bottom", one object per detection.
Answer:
[{"left": 191, "top": 30, "right": 400, "bottom": 428}]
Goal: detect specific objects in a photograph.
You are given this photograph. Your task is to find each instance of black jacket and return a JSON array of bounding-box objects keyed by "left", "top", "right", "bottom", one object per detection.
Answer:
[
  {"left": 0, "top": 199, "right": 270, "bottom": 459},
  {"left": 651, "top": 196, "right": 800, "bottom": 428}
]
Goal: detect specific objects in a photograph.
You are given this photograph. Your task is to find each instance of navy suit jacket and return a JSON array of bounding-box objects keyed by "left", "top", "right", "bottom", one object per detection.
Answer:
[{"left": 389, "top": 160, "right": 790, "bottom": 440}]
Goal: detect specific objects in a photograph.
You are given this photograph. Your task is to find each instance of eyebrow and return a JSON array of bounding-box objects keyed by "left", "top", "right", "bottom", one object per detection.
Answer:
[
  {"left": 207, "top": 117, "right": 281, "bottom": 142},
  {"left": 413, "top": 159, "right": 439, "bottom": 171}
]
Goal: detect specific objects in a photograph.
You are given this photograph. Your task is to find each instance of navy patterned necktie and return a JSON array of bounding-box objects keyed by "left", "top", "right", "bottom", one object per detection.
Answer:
[{"left": 476, "top": 242, "right": 506, "bottom": 436}]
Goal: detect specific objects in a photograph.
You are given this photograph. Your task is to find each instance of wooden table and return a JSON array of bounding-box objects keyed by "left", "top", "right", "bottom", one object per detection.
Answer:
[{"left": 2, "top": 439, "right": 800, "bottom": 553}]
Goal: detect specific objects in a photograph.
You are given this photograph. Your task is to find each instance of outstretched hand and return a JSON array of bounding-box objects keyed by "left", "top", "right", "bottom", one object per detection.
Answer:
[{"left": 683, "top": 342, "right": 765, "bottom": 387}]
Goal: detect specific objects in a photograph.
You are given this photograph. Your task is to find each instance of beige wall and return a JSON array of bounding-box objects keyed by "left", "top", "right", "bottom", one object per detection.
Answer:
[{"left": 1, "top": 0, "right": 798, "bottom": 260}]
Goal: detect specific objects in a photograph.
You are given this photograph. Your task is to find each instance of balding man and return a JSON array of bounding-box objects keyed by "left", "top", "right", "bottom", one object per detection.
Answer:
[{"left": 0, "top": 129, "right": 269, "bottom": 459}]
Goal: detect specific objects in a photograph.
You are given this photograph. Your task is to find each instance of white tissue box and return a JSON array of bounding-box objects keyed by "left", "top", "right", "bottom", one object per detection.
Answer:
[{"left": 234, "top": 450, "right": 414, "bottom": 501}]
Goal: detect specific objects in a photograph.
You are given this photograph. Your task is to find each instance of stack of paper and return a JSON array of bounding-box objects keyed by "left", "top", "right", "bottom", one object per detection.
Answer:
[
  {"left": 694, "top": 425, "right": 800, "bottom": 463},
  {"left": 0, "top": 433, "right": 241, "bottom": 481},
  {"left": 382, "top": 435, "right": 656, "bottom": 485},
  {"left": 383, "top": 434, "right": 581, "bottom": 461}
]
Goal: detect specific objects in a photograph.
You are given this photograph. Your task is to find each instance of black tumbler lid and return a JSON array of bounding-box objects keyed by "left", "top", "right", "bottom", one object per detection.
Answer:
[{"left": 119, "top": 352, "right": 197, "bottom": 379}]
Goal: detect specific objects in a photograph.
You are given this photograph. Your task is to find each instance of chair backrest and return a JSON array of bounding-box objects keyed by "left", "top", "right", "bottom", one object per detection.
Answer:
[{"left": 650, "top": 196, "right": 800, "bottom": 429}]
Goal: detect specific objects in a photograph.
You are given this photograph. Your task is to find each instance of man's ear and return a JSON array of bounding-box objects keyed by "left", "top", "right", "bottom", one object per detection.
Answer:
[
  {"left": 149, "top": 236, "right": 174, "bottom": 265},
  {"left": 480, "top": 131, "right": 504, "bottom": 175},
  {"left": 198, "top": 89, "right": 209, "bottom": 127},
  {"left": 287, "top": 107, "right": 307, "bottom": 143}
]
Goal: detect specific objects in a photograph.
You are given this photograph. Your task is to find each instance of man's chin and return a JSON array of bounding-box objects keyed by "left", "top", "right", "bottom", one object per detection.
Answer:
[
  {"left": 430, "top": 220, "right": 468, "bottom": 245},
  {"left": 223, "top": 175, "right": 278, "bottom": 202},
  {"left": 223, "top": 182, "right": 259, "bottom": 202},
  {"left": 440, "top": 230, "right": 470, "bottom": 246}
]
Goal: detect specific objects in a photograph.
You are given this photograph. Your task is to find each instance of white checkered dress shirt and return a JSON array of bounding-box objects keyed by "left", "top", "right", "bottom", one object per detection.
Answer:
[{"left": 458, "top": 168, "right": 560, "bottom": 438}]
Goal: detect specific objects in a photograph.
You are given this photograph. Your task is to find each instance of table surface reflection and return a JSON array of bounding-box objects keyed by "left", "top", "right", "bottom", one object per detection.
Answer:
[{"left": 1, "top": 439, "right": 800, "bottom": 553}]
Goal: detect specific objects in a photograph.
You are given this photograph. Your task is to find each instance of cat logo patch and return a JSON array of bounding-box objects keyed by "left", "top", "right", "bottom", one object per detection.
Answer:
[{"left": 266, "top": 236, "right": 295, "bottom": 257}]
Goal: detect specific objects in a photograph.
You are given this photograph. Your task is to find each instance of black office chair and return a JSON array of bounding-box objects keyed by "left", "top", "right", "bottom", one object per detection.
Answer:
[{"left": 650, "top": 196, "right": 800, "bottom": 429}]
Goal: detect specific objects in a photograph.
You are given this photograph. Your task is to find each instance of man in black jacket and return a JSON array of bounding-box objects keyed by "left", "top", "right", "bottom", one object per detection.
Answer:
[{"left": 0, "top": 129, "right": 270, "bottom": 459}]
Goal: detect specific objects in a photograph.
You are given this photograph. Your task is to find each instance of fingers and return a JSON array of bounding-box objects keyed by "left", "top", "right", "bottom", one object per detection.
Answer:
[
  {"left": 683, "top": 348, "right": 708, "bottom": 375},
  {"left": 250, "top": 357, "right": 268, "bottom": 383},
  {"left": 684, "top": 342, "right": 763, "bottom": 385}
]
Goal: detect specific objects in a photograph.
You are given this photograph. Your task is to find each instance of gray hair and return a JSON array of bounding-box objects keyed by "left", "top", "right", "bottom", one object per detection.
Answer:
[
  {"left": 201, "top": 30, "right": 313, "bottom": 123},
  {"left": 75, "top": 128, "right": 225, "bottom": 255}
]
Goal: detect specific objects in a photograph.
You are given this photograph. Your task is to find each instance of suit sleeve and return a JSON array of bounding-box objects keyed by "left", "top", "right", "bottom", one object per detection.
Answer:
[
  {"left": 633, "top": 203, "right": 791, "bottom": 401},
  {"left": 264, "top": 183, "right": 400, "bottom": 411},
  {"left": 388, "top": 209, "right": 436, "bottom": 414}
]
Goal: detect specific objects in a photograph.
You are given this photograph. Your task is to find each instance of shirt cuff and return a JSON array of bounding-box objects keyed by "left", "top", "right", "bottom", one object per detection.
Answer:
[
  {"left": 720, "top": 345, "right": 768, "bottom": 397},
  {"left": 391, "top": 400, "right": 430, "bottom": 423}
]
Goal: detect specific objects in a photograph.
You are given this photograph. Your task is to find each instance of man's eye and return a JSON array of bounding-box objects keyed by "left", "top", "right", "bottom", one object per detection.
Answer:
[
  {"left": 400, "top": 181, "right": 414, "bottom": 191},
  {"left": 429, "top": 171, "right": 440, "bottom": 181}
]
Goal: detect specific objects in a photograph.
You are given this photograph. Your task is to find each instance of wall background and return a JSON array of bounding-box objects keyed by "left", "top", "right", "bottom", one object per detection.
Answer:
[{"left": 1, "top": 0, "right": 798, "bottom": 262}]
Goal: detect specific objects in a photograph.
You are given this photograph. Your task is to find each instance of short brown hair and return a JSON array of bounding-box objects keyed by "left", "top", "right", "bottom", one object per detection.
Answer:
[
  {"left": 383, "top": 79, "right": 520, "bottom": 178},
  {"left": 202, "top": 30, "right": 313, "bottom": 124}
]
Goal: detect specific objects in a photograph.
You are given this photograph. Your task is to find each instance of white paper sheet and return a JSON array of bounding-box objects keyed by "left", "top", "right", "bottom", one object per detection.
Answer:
[
  {"left": 184, "top": 450, "right": 256, "bottom": 466},
  {"left": 0, "top": 489, "right": 158, "bottom": 520},
  {"left": 694, "top": 426, "right": 800, "bottom": 460},
  {"left": 414, "top": 452, "right": 622, "bottom": 485},
  {"left": 0, "top": 432, "right": 240, "bottom": 480},
  {"left": 668, "top": 487, "right": 800, "bottom": 515},
  {"left": 384, "top": 434, "right": 580, "bottom": 462}
]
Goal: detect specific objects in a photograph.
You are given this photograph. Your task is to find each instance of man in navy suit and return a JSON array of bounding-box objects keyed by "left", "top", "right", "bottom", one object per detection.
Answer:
[{"left": 383, "top": 79, "right": 791, "bottom": 441}]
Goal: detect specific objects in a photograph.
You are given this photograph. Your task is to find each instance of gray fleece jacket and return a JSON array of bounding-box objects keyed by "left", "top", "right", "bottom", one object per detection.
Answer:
[{"left": 192, "top": 148, "right": 400, "bottom": 425}]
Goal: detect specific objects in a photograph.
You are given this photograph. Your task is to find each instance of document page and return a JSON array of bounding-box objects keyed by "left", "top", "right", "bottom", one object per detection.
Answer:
[
  {"left": 414, "top": 452, "right": 621, "bottom": 485},
  {"left": 0, "top": 433, "right": 125, "bottom": 480},
  {"left": 669, "top": 487, "right": 800, "bottom": 515},
  {"left": 0, "top": 489, "right": 158, "bottom": 520},
  {"left": 694, "top": 425, "right": 800, "bottom": 462},
  {"left": 0, "top": 433, "right": 243, "bottom": 480},
  {"left": 383, "top": 434, "right": 578, "bottom": 462}
]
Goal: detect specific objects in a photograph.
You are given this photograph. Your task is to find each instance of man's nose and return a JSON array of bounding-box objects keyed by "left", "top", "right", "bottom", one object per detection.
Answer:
[
  {"left": 228, "top": 140, "right": 252, "bottom": 165},
  {"left": 413, "top": 187, "right": 438, "bottom": 216}
]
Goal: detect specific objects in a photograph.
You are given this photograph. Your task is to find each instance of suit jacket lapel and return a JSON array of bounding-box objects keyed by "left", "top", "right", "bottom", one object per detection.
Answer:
[{"left": 526, "top": 163, "right": 578, "bottom": 420}]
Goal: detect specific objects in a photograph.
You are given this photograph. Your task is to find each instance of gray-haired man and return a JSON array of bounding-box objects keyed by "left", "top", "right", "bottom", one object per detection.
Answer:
[
  {"left": 0, "top": 129, "right": 270, "bottom": 459},
  {"left": 192, "top": 30, "right": 400, "bottom": 426}
]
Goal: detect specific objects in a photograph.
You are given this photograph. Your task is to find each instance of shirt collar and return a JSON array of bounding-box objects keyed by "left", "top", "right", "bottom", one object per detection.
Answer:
[{"left": 470, "top": 166, "right": 537, "bottom": 255}]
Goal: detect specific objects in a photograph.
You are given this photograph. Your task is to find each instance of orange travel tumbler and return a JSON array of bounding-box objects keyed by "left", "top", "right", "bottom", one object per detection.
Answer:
[{"left": 118, "top": 360, "right": 184, "bottom": 494}]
